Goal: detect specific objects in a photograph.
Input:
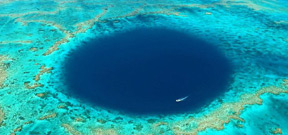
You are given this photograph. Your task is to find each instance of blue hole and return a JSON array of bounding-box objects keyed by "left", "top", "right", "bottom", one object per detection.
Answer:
[{"left": 64, "top": 28, "right": 233, "bottom": 115}]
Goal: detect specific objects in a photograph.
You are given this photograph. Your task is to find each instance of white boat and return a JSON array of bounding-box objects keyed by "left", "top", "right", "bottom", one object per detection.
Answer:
[{"left": 176, "top": 95, "right": 189, "bottom": 102}]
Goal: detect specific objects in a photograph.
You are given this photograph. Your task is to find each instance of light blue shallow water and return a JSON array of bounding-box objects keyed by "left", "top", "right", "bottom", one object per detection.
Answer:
[{"left": 0, "top": 0, "right": 287, "bottom": 135}]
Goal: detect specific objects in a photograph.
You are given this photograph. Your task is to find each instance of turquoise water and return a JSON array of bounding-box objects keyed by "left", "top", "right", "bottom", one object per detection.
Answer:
[{"left": 0, "top": 0, "right": 287, "bottom": 135}]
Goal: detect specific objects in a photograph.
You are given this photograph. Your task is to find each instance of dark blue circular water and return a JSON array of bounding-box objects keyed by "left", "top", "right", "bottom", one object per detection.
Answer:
[{"left": 64, "top": 28, "right": 232, "bottom": 115}]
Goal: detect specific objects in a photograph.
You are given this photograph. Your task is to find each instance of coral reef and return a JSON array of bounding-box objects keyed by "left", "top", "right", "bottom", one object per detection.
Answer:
[{"left": 0, "top": 0, "right": 287, "bottom": 134}]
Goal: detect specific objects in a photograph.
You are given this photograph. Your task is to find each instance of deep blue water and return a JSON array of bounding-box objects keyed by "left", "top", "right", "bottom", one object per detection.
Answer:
[{"left": 64, "top": 28, "right": 233, "bottom": 115}]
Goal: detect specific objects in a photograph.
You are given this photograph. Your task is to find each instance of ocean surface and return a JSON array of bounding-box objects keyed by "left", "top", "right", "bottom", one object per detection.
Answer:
[{"left": 0, "top": 0, "right": 287, "bottom": 135}]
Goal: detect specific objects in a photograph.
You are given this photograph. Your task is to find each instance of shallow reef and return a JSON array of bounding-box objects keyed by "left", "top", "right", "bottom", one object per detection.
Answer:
[{"left": 0, "top": 0, "right": 288, "bottom": 135}]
